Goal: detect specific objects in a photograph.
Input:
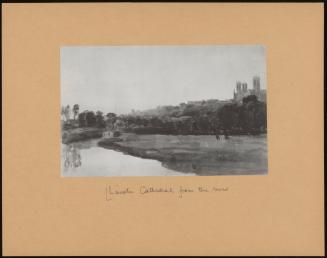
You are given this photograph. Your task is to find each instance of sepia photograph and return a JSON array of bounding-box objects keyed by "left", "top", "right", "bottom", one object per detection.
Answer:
[
  {"left": 3, "top": 3, "right": 324, "bottom": 256},
  {"left": 61, "top": 45, "right": 267, "bottom": 177}
]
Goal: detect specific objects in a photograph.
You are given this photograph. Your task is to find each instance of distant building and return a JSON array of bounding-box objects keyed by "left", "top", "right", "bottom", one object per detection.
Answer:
[
  {"left": 253, "top": 76, "right": 260, "bottom": 93},
  {"left": 187, "top": 100, "right": 203, "bottom": 105},
  {"left": 233, "top": 81, "right": 249, "bottom": 102},
  {"left": 236, "top": 81, "right": 242, "bottom": 92},
  {"left": 242, "top": 82, "right": 247, "bottom": 92},
  {"left": 233, "top": 76, "right": 266, "bottom": 103}
]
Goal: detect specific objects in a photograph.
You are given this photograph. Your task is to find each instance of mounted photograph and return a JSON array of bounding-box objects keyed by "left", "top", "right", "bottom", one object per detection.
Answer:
[{"left": 61, "top": 45, "right": 268, "bottom": 177}]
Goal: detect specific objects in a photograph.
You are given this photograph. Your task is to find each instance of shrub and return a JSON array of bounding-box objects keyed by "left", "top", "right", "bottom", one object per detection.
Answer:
[{"left": 113, "top": 131, "right": 121, "bottom": 137}]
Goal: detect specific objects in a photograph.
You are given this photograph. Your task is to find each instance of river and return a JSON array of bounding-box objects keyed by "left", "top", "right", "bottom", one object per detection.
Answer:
[
  {"left": 61, "top": 135, "right": 267, "bottom": 177},
  {"left": 61, "top": 138, "right": 195, "bottom": 177}
]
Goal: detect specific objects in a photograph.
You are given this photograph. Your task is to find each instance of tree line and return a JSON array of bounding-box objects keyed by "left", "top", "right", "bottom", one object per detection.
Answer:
[{"left": 61, "top": 95, "right": 267, "bottom": 135}]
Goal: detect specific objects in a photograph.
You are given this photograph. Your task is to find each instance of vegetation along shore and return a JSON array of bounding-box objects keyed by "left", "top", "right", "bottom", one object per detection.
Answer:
[{"left": 61, "top": 94, "right": 267, "bottom": 144}]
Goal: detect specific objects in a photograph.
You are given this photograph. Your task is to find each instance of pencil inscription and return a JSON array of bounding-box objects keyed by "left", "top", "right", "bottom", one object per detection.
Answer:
[{"left": 105, "top": 185, "right": 229, "bottom": 201}]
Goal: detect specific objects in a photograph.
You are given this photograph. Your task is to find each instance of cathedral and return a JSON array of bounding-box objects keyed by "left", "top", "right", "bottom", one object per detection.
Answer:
[{"left": 233, "top": 76, "right": 266, "bottom": 103}]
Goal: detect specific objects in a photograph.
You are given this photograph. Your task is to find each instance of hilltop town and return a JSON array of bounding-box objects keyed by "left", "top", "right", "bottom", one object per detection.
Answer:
[
  {"left": 233, "top": 76, "right": 266, "bottom": 103},
  {"left": 61, "top": 75, "right": 267, "bottom": 144},
  {"left": 130, "top": 75, "right": 266, "bottom": 117}
]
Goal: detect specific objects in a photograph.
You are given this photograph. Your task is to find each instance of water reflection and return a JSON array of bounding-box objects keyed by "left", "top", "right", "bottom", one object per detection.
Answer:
[
  {"left": 61, "top": 139, "right": 193, "bottom": 177},
  {"left": 62, "top": 145, "right": 82, "bottom": 169},
  {"left": 61, "top": 135, "right": 267, "bottom": 177}
]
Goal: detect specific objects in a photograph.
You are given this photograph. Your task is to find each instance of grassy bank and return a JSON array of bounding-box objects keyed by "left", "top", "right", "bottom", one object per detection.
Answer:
[
  {"left": 62, "top": 127, "right": 104, "bottom": 144},
  {"left": 98, "top": 135, "right": 167, "bottom": 162},
  {"left": 125, "top": 127, "right": 266, "bottom": 136},
  {"left": 98, "top": 133, "right": 268, "bottom": 175}
]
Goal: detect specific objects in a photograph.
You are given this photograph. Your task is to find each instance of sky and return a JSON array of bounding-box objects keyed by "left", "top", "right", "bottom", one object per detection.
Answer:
[{"left": 61, "top": 45, "right": 266, "bottom": 115}]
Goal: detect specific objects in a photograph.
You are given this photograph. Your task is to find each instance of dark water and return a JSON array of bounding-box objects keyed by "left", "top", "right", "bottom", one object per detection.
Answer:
[
  {"left": 61, "top": 135, "right": 267, "bottom": 177},
  {"left": 61, "top": 139, "right": 193, "bottom": 177}
]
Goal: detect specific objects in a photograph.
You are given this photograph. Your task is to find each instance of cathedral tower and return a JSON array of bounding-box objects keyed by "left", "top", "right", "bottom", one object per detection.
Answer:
[{"left": 253, "top": 76, "right": 260, "bottom": 93}]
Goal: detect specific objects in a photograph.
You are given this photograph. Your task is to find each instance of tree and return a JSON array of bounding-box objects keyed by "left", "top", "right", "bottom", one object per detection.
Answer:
[
  {"left": 73, "top": 104, "right": 79, "bottom": 120},
  {"left": 106, "top": 113, "right": 117, "bottom": 130},
  {"left": 78, "top": 111, "right": 96, "bottom": 127},
  {"left": 61, "top": 105, "right": 71, "bottom": 121},
  {"left": 240, "top": 96, "right": 267, "bottom": 134},
  {"left": 217, "top": 103, "right": 239, "bottom": 132},
  {"left": 85, "top": 111, "right": 96, "bottom": 127},
  {"left": 61, "top": 106, "right": 66, "bottom": 121},
  {"left": 242, "top": 95, "right": 258, "bottom": 104},
  {"left": 78, "top": 112, "right": 86, "bottom": 127},
  {"left": 95, "top": 111, "right": 105, "bottom": 128}
]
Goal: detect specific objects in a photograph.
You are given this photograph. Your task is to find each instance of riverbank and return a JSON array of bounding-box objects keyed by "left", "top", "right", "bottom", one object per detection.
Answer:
[
  {"left": 98, "top": 135, "right": 168, "bottom": 162},
  {"left": 98, "top": 133, "right": 267, "bottom": 175},
  {"left": 125, "top": 127, "right": 267, "bottom": 136},
  {"left": 62, "top": 127, "right": 104, "bottom": 144}
]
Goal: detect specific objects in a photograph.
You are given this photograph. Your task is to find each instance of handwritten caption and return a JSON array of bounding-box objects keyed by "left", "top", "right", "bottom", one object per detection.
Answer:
[{"left": 105, "top": 185, "right": 229, "bottom": 201}]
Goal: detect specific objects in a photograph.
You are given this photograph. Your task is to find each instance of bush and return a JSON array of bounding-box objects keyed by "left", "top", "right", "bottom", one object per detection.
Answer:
[
  {"left": 113, "top": 131, "right": 121, "bottom": 137},
  {"left": 62, "top": 123, "right": 74, "bottom": 130}
]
